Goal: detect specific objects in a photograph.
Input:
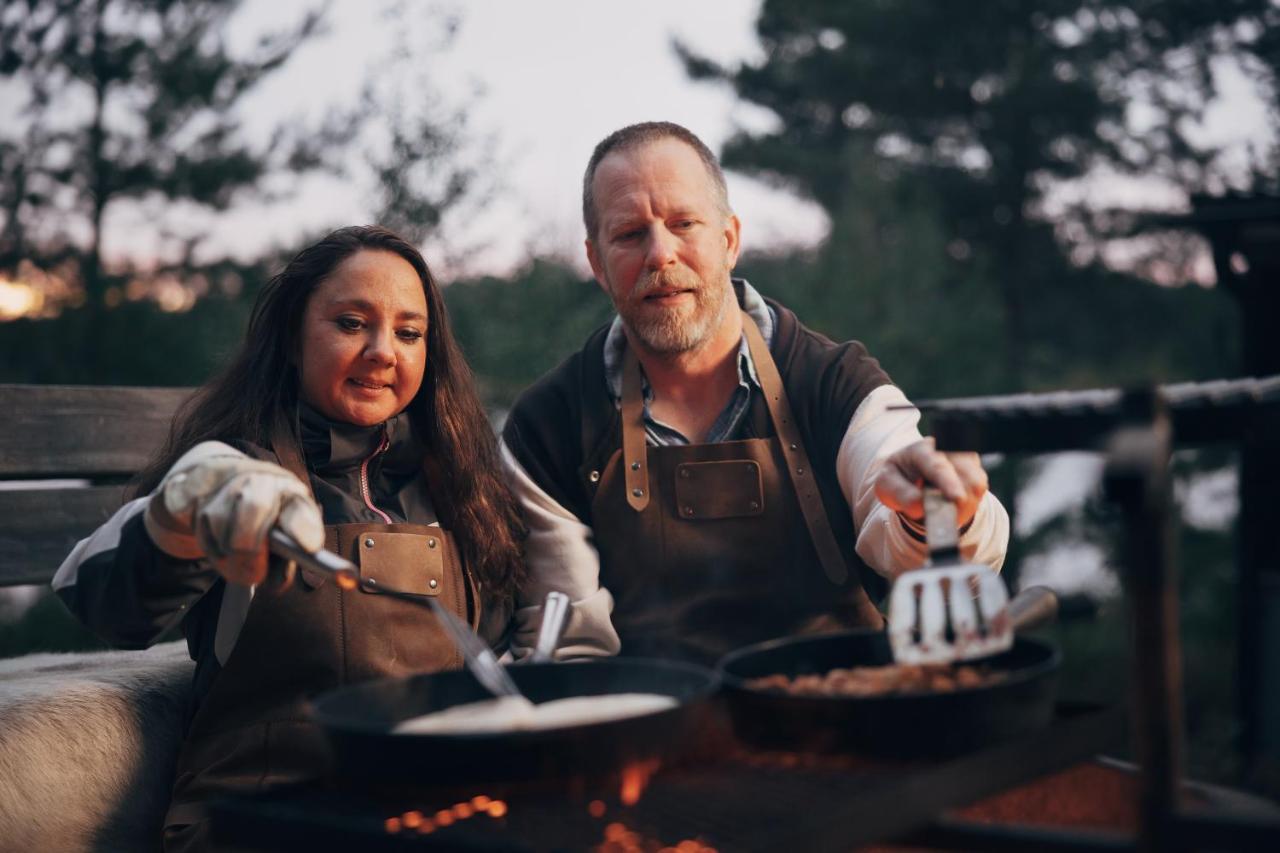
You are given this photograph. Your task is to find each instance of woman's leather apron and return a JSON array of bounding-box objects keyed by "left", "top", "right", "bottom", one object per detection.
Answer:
[
  {"left": 162, "top": 435, "right": 473, "bottom": 852},
  {"left": 590, "top": 313, "right": 884, "bottom": 664}
]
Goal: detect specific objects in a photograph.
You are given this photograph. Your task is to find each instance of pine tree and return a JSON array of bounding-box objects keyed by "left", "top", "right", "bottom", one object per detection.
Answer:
[{"left": 0, "top": 0, "right": 321, "bottom": 318}]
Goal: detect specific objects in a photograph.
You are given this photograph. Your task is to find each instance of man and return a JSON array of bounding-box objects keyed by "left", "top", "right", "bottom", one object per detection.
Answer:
[{"left": 502, "top": 122, "right": 1008, "bottom": 663}]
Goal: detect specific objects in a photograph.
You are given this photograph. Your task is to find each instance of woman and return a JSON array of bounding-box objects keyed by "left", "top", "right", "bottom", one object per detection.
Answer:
[{"left": 52, "top": 226, "right": 525, "bottom": 851}]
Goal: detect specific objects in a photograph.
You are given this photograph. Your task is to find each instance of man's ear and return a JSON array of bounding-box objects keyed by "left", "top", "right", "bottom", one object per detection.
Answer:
[
  {"left": 724, "top": 214, "right": 742, "bottom": 271},
  {"left": 585, "top": 238, "right": 610, "bottom": 294}
]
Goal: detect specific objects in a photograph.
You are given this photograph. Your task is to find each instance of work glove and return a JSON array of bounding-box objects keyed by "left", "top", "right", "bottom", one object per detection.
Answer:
[{"left": 143, "top": 441, "right": 325, "bottom": 587}]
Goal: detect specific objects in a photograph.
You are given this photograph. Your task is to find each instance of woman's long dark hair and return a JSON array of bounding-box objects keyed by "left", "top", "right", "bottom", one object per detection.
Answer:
[{"left": 135, "top": 225, "right": 526, "bottom": 601}]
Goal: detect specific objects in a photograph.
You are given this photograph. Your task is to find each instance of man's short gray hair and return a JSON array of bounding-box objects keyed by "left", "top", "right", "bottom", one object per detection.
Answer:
[{"left": 582, "top": 121, "right": 731, "bottom": 240}]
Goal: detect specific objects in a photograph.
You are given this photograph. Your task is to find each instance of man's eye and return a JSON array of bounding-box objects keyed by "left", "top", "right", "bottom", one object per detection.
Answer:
[
  {"left": 616, "top": 229, "right": 643, "bottom": 242},
  {"left": 672, "top": 220, "right": 695, "bottom": 230}
]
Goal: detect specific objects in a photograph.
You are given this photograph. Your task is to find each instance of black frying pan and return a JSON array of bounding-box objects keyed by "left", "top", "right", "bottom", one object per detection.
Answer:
[
  {"left": 309, "top": 657, "right": 718, "bottom": 787},
  {"left": 716, "top": 590, "right": 1061, "bottom": 759}
]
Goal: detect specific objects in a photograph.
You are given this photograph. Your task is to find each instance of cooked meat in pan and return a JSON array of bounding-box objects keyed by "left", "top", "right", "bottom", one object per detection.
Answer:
[{"left": 746, "top": 663, "right": 1004, "bottom": 697}]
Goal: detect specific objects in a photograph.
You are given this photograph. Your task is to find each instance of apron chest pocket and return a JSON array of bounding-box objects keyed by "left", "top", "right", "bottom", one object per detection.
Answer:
[
  {"left": 357, "top": 531, "right": 445, "bottom": 596},
  {"left": 673, "top": 460, "right": 765, "bottom": 521}
]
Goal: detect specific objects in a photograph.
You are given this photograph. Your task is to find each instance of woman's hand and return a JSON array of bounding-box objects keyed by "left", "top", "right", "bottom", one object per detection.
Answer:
[
  {"left": 143, "top": 441, "right": 325, "bottom": 586},
  {"left": 874, "top": 438, "right": 989, "bottom": 530}
]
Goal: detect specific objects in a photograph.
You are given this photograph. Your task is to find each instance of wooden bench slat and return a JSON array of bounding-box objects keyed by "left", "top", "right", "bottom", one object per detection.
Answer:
[
  {"left": 0, "top": 486, "right": 132, "bottom": 586},
  {"left": 0, "top": 384, "right": 191, "bottom": 478}
]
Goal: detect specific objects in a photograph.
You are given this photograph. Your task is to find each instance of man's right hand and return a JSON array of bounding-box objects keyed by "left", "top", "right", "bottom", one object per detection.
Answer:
[
  {"left": 143, "top": 441, "right": 325, "bottom": 586},
  {"left": 874, "top": 438, "right": 989, "bottom": 531}
]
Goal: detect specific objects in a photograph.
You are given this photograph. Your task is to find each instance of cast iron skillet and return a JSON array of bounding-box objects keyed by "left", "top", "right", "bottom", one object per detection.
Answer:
[
  {"left": 309, "top": 657, "right": 718, "bottom": 787},
  {"left": 717, "top": 602, "right": 1061, "bottom": 759}
]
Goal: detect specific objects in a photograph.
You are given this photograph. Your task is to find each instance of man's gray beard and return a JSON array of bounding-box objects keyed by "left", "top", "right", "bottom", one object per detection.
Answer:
[{"left": 618, "top": 272, "right": 732, "bottom": 355}]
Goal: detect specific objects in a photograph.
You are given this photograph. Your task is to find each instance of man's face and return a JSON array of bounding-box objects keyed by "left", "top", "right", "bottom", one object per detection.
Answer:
[{"left": 586, "top": 138, "right": 741, "bottom": 355}]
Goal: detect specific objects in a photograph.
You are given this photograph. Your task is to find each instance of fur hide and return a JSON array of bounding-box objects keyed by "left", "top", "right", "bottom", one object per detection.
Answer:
[{"left": 0, "top": 642, "right": 193, "bottom": 853}]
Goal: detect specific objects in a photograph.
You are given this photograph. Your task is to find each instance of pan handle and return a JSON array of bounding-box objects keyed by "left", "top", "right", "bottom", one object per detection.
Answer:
[{"left": 1008, "top": 585, "right": 1059, "bottom": 633}]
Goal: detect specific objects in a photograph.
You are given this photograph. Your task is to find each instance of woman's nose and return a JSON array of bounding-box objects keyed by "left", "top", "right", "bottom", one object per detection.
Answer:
[{"left": 363, "top": 329, "right": 396, "bottom": 366}]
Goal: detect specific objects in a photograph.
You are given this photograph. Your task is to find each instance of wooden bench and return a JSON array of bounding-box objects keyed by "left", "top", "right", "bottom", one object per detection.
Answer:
[
  {"left": 0, "top": 383, "right": 192, "bottom": 588},
  {"left": 0, "top": 383, "right": 195, "bottom": 853}
]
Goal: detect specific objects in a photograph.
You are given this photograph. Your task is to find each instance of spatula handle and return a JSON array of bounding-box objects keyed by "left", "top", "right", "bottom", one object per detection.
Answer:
[
  {"left": 1008, "top": 585, "right": 1059, "bottom": 632},
  {"left": 923, "top": 487, "right": 960, "bottom": 564}
]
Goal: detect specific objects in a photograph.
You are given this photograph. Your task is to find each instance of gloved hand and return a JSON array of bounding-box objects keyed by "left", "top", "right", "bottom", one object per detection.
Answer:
[{"left": 143, "top": 441, "right": 325, "bottom": 587}]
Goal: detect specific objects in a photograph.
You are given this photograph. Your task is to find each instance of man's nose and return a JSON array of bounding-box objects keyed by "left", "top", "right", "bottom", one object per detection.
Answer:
[{"left": 645, "top": 226, "right": 678, "bottom": 270}]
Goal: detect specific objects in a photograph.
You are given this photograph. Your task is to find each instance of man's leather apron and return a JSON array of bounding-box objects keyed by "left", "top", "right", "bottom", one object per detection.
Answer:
[
  {"left": 591, "top": 313, "right": 884, "bottom": 664},
  {"left": 162, "top": 435, "right": 473, "bottom": 852}
]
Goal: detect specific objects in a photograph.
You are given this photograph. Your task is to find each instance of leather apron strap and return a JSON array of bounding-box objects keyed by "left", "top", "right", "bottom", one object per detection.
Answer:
[
  {"left": 621, "top": 350, "right": 651, "bottom": 512},
  {"left": 739, "top": 314, "right": 849, "bottom": 586},
  {"left": 270, "top": 411, "right": 311, "bottom": 494}
]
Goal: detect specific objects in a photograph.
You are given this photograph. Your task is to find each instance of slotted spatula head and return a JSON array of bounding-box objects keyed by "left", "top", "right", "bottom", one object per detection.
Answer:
[{"left": 887, "top": 489, "right": 1012, "bottom": 665}]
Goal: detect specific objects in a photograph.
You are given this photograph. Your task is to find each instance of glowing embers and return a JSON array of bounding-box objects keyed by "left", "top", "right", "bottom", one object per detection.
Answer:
[
  {"left": 383, "top": 795, "right": 508, "bottom": 836},
  {"left": 586, "top": 766, "right": 718, "bottom": 853},
  {"left": 620, "top": 759, "right": 661, "bottom": 807},
  {"left": 594, "top": 819, "right": 718, "bottom": 853}
]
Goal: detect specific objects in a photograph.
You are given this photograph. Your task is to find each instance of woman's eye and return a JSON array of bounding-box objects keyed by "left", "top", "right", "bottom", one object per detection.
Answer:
[
  {"left": 336, "top": 316, "right": 363, "bottom": 331},
  {"left": 397, "top": 328, "right": 424, "bottom": 342}
]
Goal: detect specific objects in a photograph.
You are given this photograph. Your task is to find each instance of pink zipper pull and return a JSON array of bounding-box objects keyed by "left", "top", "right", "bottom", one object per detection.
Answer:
[{"left": 359, "top": 427, "right": 393, "bottom": 524}]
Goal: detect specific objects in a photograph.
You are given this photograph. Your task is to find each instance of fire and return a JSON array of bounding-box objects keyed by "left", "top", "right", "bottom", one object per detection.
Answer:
[{"left": 619, "top": 759, "right": 661, "bottom": 806}]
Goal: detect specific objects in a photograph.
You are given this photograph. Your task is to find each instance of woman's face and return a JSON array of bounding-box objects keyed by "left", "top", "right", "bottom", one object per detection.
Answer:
[{"left": 297, "top": 249, "right": 429, "bottom": 427}]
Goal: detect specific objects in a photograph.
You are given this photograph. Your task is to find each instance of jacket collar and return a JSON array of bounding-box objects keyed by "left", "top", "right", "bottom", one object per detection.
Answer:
[{"left": 298, "top": 401, "right": 419, "bottom": 474}]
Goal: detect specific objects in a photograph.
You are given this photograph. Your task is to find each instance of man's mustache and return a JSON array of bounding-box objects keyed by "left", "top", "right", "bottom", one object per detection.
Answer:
[{"left": 633, "top": 269, "right": 699, "bottom": 298}]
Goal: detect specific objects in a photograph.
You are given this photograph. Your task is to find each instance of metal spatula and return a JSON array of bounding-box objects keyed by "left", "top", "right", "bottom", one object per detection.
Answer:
[{"left": 887, "top": 489, "right": 1054, "bottom": 664}]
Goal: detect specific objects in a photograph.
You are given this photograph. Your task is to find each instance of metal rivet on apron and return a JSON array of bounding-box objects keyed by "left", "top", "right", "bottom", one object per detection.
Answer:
[
  {"left": 682, "top": 506, "right": 695, "bottom": 517},
  {"left": 363, "top": 538, "right": 375, "bottom": 549},
  {"left": 630, "top": 461, "right": 641, "bottom": 471},
  {"left": 679, "top": 468, "right": 690, "bottom": 479},
  {"left": 589, "top": 470, "right": 600, "bottom": 483},
  {"left": 790, "top": 443, "right": 798, "bottom": 450},
  {"left": 427, "top": 538, "right": 437, "bottom": 549},
  {"left": 745, "top": 463, "right": 756, "bottom": 473},
  {"left": 796, "top": 467, "right": 805, "bottom": 476},
  {"left": 632, "top": 488, "right": 645, "bottom": 498},
  {"left": 749, "top": 501, "right": 760, "bottom": 511},
  {"left": 429, "top": 578, "right": 439, "bottom": 589}
]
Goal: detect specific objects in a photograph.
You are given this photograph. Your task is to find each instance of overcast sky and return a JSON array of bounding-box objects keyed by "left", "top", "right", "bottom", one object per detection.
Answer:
[
  {"left": 180, "top": 0, "right": 828, "bottom": 279},
  {"left": 19, "top": 0, "right": 1275, "bottom": 286}
]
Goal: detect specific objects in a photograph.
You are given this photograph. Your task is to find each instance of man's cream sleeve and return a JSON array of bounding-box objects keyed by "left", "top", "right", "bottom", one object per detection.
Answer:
[
  {"left": 500, "top": 440, "right": 621, "bottom": 660},
  {"left": 839, "top": 384, "right": 1009, "bottom": 578}
]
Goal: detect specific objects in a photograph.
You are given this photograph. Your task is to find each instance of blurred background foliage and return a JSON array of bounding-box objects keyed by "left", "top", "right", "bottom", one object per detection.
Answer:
[{"left": 2, "top": 0, "right": 1278, "bottom": 793}]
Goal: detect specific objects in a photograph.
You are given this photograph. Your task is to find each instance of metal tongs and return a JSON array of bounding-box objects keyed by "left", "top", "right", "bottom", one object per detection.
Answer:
[
  {"left": 268, "top": 529, "right": 526, "bottom": 699},
  {"left": 887, "top": 488, "right": 1057, "bottom": 664}
]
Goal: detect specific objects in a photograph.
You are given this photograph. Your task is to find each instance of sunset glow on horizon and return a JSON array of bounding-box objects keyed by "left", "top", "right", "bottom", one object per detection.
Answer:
[{"left": 0, "top": 278, "right": 42, "bottom": 321}]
